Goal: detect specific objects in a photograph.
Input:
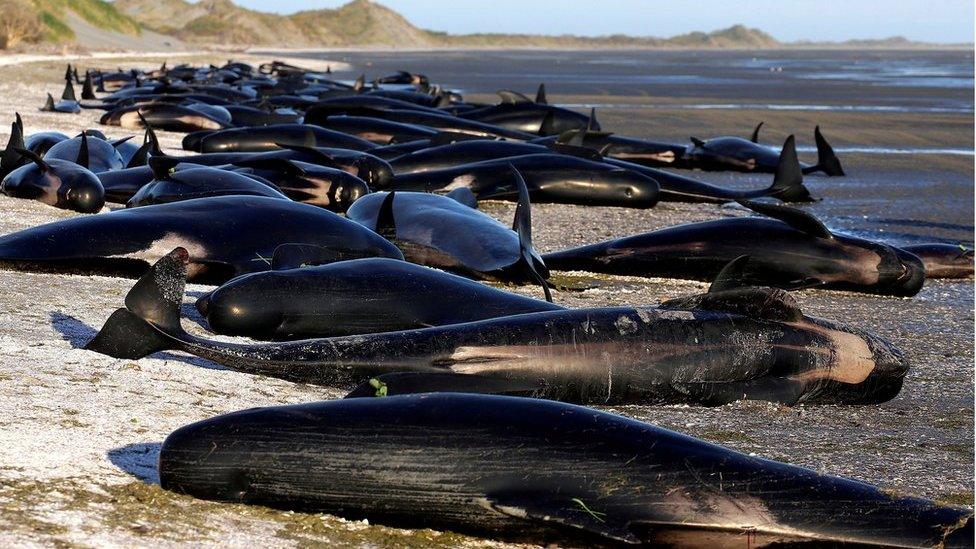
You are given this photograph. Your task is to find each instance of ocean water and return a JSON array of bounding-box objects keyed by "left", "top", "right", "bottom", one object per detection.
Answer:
[
  {"left": 277, "top": 49, "right": 975, "bottom": 112},
  {"left": 270, "top": 48, "right": 974, "bottom": 245}
]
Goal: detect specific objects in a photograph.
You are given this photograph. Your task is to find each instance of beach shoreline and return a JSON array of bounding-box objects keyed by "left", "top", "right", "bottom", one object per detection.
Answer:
[{"left": 0, "top": 52, "right": 970, "bottom": 547}]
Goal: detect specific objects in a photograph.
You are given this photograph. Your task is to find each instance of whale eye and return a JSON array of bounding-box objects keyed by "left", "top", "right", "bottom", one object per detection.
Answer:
[{"left": 624, "top": 187, "right": 634, "bottom": 198}]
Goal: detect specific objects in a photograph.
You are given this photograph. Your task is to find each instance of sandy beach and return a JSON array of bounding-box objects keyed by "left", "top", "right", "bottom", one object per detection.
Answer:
[{"left": 0, "top": 51, "right": 971, "bottom": 547}]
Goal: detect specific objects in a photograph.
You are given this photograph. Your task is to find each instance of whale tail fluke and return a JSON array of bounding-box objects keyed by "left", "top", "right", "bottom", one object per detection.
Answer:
[
  {"left": 768, "top": 135, "right": 816, "bottom": 203},
  {"left": 85, "top": 308, "right": 172, "bottom": 359},
  {"left": 806, "top": 125, "right": 845, "bottom": 176},
  {"left": 86, "top": 248, "right": 189, "bottom": 359}
]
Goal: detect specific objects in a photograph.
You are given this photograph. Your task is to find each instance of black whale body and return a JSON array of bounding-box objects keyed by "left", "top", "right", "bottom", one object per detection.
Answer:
[
  {"left": 196, "top": 257, "right": 562, "bottom": 340},
  {"left": 543, "top": 201, "right": 926, "bottom": 297},
  {"left": 0, "top": 196, "right": 402, "bottom": 283},
  {"left": 87, "top": 248, "right": 910, "bottom": 406},
  {"left": 157, "top": 393, "right": 974, "bottom": 548},
  {"left": 387, "top": 153, "right": 660, "bottom": 208}
]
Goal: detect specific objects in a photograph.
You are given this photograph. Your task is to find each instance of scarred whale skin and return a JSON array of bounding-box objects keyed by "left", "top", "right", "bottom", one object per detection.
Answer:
[
  {"left": 158, "top": 393, "right": 974, "bottom": 548},
  {"left": 87, "top": 248, "right": 910, "bottom": 406}
]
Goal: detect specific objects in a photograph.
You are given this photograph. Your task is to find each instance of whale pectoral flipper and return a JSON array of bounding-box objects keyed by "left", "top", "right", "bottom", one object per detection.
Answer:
[
  {"left": 737, "top": 199, "right": 832, "bottom": 239},
  {"left": 483, "top": 492, "right": 641, "bottom": 544}
]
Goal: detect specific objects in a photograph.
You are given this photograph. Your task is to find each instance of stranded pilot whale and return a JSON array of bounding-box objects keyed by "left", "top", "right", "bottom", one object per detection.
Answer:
[
  {"left": 41, "top": 79, "right": 81, "bottom": 114},
  {"left": 87, "top": 247, "right": 909, "bottom": 406},
  {"left": 0, "top": 196, "right": 402, "bottom": 284},
  {"left": 682, "top": 125, "right": 845, "bottom": 176},
  {"left": 387, "top": 138, "right": 810, "bottom": 204},
  {"left": 1, "top": 139, "right": 104, "bottom": 213},
  {"left": 902, "top": 243, "right": 974, "bottom": 279},
  {"left": 347, "top": 167, "right": 552, "bottom": 298},
  {"left": 387, "top": 153, "right": 660, "bottom": 208},
  {"left": 191, "top": 124, "right": 377, "bottom": 153},
  {"left": 158, "top": 393, "right": 974, "bottom": 548},
  {"left": 196, "top": 256, "right": 562, "bottom": 340},
  {"left": 543, "top": 200, "right": 926, "bottom": 296},
  {"left": 125, "top": 157, "right": 289, "bottom": 207}
]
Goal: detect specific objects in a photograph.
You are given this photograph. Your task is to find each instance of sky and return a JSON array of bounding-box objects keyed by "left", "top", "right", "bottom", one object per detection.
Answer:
[{"left": 224, "top": 0, "right": 975, "bottom": 43}]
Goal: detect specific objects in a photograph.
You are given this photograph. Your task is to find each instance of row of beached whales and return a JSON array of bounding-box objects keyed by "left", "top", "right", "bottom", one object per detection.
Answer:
[{"left": 1, "top": 61, "right": 972, "bottom": 546}]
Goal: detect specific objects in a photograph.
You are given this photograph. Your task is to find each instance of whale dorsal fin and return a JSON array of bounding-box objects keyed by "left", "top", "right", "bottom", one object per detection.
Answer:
[
  {"left": 586, "top": 108, "right": 598, "bottom": 132},
  {"left": 738, "top": 199, "right": 832, "bottom": 239},
  {"left": 126, "top": 114, "right": 164, "bottom": 168},
  {"left": 61, "top": 79, "right": 77, "bottom": 102},
  {"left": 14, "top": 148, "right": 49, "bottom": 172},
  {"left": 1, "top": 113, "right": 26, "bottom": 177},
  {"left": 750, "top": 121, "right": 764, "bottom": 143},
  {"left": 538, "top": 111, "right": 555, "bottom": 136},
  {"left": 81, "top": 71, "right": 96, "bottom": 100},
  {"left": 42, "top": 94, "right": 55, "bottom": 112},
  {"left": 375, "top": 191, "right": 397, "bottom": 240},
  {"left": 813, "top": 125, "right": 845, "bottom": 176},
  {"left": 661, "top": 287, "right": 804, "bottom": 323},
  {"left": 765, "top": 134, "right": 814, "bottom": 202},
  {"left": 76, "top": 132, "right": 89, "bottom": 169},
  {"left": 709, "top": 255, "right": 752, "bottom": 293},
  {"left": 535, "top": 83, "right": 547, "bottom": 105},
  {"left": 511, "top": 165, "right": 552, "bottom": 303},
  {"left": 690, "top": 136, "right": 705, "bottom": 147}
]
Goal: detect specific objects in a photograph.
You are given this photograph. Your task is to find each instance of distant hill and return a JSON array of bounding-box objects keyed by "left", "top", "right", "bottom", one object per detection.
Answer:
[
  {"left": 0, "top": 0, "right": 142, "bottom": 49},
  {"left": 113, "top": 0, "right": 437, "bottom": 47},
  {"left": 0, "top": 0, "right": 966, "bottom": 51}
]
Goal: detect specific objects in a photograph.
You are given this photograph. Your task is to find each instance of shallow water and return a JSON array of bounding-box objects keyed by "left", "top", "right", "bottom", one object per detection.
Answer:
[{"left": 272, "top": 49, "right": 975, "bottom": 111}]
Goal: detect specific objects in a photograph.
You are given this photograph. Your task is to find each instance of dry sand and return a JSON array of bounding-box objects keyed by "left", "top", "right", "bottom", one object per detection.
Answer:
[{"left": 0, "top": 54, "right": 971, "bottom": 547}]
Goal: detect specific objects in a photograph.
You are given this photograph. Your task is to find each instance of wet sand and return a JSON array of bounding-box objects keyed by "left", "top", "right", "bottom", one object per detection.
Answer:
[{"left": 0, "top": 51, "right": 971, "bottom": 547}]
